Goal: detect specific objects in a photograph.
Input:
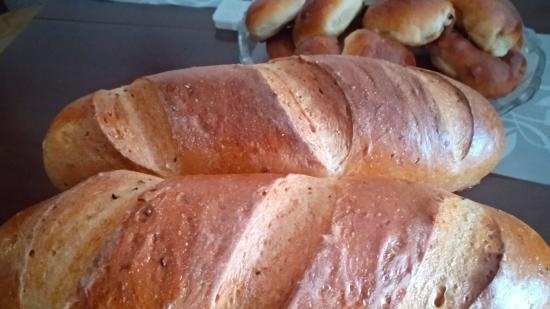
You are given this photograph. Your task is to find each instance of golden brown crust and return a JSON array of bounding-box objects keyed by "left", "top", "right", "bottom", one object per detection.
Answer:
[
  {"left": 0, "top": 172, "right": 548, "bottom": 308},
  {"left": 296, "top": 55, "right": 502, "bottom": 191},
  {"left": 343, "top": 29, "right": 416, "bottom": 66},
  {"left": 413, "top": 68, "right": 504, "bottom": 187},
  {"left": 42, "top": 95, "right": 143, "bottom": 189},
  {"left": 148, "top": 63, "right": 328, "bottom": 177},
  {"left": 292, "top": 0, "right": 363, "bottom": 45},
  {"left": 0, "top": 203, "right": 47, "bottom": 309},
  {"left": 450, "top": 0, "right": 523, "bottom": 57},
  {"left": 0, "top": 170, "right": 162, "bottom": 309},
  {"left": 266, "top": 28, "right": 295, "bottom": 59},
  {"left": 245, "top": 0, "right": 306, "bottom": 41},
  {"left": 43, "top": 55, "right": 503, "bottom": 192},
  {"left": 363, "top": 0, "right": 455, "bottom": 46},
  {"left": 400, "top": 197, "right": 505, "bottom": 308},
  {"left": 294, "top": 35, "right": 341, "bottom": 55},
  {"left": 470, "top": 208, "right": 550, "bottom": 308},
  {"left": 429, "top": 29, "right": 527, "bottom": 98},
  {"left": 71, "top": 174, "right": 282, "bottom": 309},
  {"left": 285, "top": 177, "right": 441, "bottom": 308},
  {"left": 93, "top": 79, "right": 180, "bottom": 177}
]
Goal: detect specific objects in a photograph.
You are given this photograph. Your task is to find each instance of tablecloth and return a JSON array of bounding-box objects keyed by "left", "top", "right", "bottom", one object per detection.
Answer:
[{"left": 493, "top": 34, "right": 550, "bottom": 186}]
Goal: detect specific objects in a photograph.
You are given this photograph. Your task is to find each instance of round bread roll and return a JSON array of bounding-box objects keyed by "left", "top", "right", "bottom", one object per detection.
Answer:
[
  {"left": 245, "top": 0, "right": 306, "bottom": 41},
  {"left": 363, "top": 0, "right": 455, "bottom": 46},
  {"left": 266, "top": 28, "right": 295, "bottom": 59},
  {"left": 295, "top": 35, "right": 341, "bottom": 55},
  {"left": 450, "top": 0, "right": 523, "bottom": 57},
  {"left": 429, "top": 29, "right": 527, "bottom": 98},
  {"left": 343, "top": 29, "right": 416, "bottom": 66},
  {"left": 293, "top": 0, "right": 364, "bottom": 45}
]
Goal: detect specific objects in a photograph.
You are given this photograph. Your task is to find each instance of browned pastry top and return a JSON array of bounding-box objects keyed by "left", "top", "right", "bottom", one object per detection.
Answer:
[
  {"left": 43, "top": 55, "right": 503, "bottom": 192},
  {"left": 72, "top": 174, "right": 439, "bottom": 308},
  {"left": 343, "top": 29, "right": 417, "bottom": 66},
  {"left": 293, "top": 0, "right": 364, "bottom": 45},
  {"left": 429, "top": 29, "right": 527, "bottom": 98},
  {"left": 246, "top": 0, "right": 306, "bottom": 41},
  {"left": 1, "top": 171, "right": 548, "bottom": 308},
  {"left": 363, "top": 0, "right": 455, "bottom": 46},
  {"left": 450, "top": 0, "right": 523, "bottom": 57},
  {"left": 294, "top": 35, "right": 342, "bottom": 55}
]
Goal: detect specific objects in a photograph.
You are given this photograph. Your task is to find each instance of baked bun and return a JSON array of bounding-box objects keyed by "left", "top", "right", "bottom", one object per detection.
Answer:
[
  {"left": 450, "top": 0, "right": 523, "bottom": 57},
  {"left": 295, "top": 35, "right": 341, "bottom": 55},
  {"left": 343, "top": 29, "right": 416, "bottom": 66},
  {"left": 293, "top": 0, "right": 364, "bottom": 45},
  {"left": 245, "top": 0, "right": 306, "bottom": 41},
  {"left": 266, "top": 28, "right": 295, "bottom": 59},
  {"left": 363, "top": 0, "right": 455, "bottom": 46},
  {"left": 429, "top": 29, "right": 527, "bottom": 98}
]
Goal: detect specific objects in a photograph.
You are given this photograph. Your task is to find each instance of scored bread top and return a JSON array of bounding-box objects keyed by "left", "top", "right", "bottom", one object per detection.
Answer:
[
  {"left": 43, "top": 55, "right": 503, "bottom": 192},
  {"left": 0, "top": 171, "right": 548, "bottom": 308},
  {"left": 363, "top": 0, "right": 455, "bottom": 46}
]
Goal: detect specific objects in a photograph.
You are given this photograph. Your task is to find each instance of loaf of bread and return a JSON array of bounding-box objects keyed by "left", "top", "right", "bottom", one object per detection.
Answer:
[
  {"left": 429, "top": 29, "right": 527, "bottom": 99},
  {"left": 43, "top": 55, "right": 504, "bottom": 192},
  {"left": 1, "top": 171, "right": 548, "bottom": 308}
]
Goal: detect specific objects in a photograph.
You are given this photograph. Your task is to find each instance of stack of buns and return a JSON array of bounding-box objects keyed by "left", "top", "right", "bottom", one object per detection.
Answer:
[{"left": 245, "top": 0, "right": 527, "bottom": 99}]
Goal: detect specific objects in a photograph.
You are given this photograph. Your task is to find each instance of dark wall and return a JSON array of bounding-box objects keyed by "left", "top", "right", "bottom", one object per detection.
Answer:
[
  {"left": 511, "top": 0, "right": 550, "bottom": 33},
  {"left": 1, "top": 1, "right": 7, "bottom": 14}
]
